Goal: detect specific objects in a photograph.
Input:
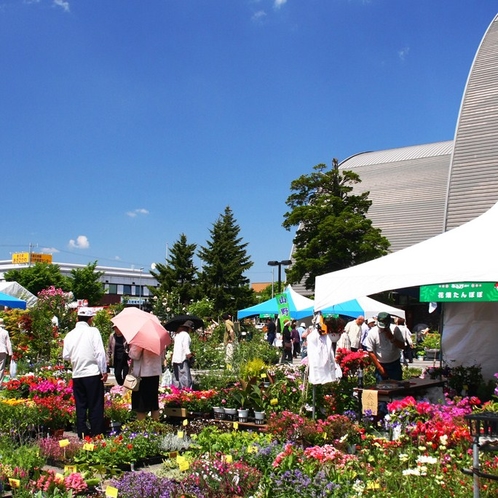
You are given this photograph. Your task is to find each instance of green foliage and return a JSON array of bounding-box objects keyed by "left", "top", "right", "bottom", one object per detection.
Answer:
[
  {"left": 0, "top": 435, "right": 46, "bottom": 470},
  {"left": 29, "top": 287, "right": 76, "bottom": 363},
  {"left": 69, "top": 261, "right": 105, "bottom": 305},
  {"left": 282, "top": 161, "right": 390, "bottom": 291},
  {"left": 197, "top": 206, "right": 255, "bottom": 315},
  {"left": 4, "top": 263, "right": 71, "bottom": 296},
  {"left": 149, "top": 233, "right": 198, "bottom": 313},
  {"left": 189, "top": 332, "right": 226, "bottom": 371},
  {"left": 92, "top": 308, "right": 116, "bottom": 350},
  {"left": 420, "top": 332, "right": 441, "bottom": 350},
  {"left": 232, "top": 338, "right": 280, "bottom": 368}
]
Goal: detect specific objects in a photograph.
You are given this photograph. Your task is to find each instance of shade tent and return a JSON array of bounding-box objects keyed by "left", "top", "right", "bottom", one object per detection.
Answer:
[
  {"left": 238, "top": 286, "right": 405, "bottom": 321},
  {"left": 315, "top": 201, "right": 498, "bottom": 311},
  {"left": 322, "top": 296, "right": 405, "bottom": 320},
  {"left": 237, "top": 286, "right": 314, "bottom": 320},
  {"left": 0, "top": 281, "right": 37, "bottom": 308},
  {"left": 0, "top": 291, "right": 26, "bottom": 309},
  {"left": 314, "top": 201, "right": 498, "bottom": 380}
]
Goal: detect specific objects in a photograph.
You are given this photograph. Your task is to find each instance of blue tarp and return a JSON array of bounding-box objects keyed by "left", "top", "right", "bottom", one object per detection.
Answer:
[{"left": 0, "top": 291, "right": 27, "bottom": 310}]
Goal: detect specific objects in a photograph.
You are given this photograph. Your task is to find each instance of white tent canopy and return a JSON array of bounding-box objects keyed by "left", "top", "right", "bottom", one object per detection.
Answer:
[
  {"left": 322, "top": 296, "right": 405, "bottom": 320},
  {"left": 315, "top": 201, "right": 498, "bottom": 311},
  {"left": 314, "top": 202, "right": 498, "bottom": 380},
  {"left": 0, "top": 281, "right": 38, "bottom": 308}
]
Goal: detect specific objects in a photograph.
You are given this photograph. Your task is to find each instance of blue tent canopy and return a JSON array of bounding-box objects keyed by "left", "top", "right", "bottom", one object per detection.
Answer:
[
  {"left": 237, "top": 286, "right": 314, "bottom": 320},
  {"left": 0, "top": 291, "right": 27, "bottom": 310}
]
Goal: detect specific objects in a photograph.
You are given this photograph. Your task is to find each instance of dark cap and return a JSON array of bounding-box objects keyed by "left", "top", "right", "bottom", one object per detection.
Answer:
[
  {"left": 182, "top": 320, "right": 195, "bottom": 329},
  {"left": 377, "top": 312, "right": 391, "bottom": 329}
]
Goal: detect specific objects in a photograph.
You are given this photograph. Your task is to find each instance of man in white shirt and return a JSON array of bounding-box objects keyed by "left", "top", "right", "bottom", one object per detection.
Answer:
[
  {"left": 344, "top": 315, "right": 365, "bottom": 351},
  {"left": 364, "top": 312, "right": 405, "bottom": 383},
  {"left": 172, "top": 320, "right": 194, "bottom": 389},
  {"left": 0, "top": 318, "right": 13, "bottom": 386},
  {"left": 63, "top": 311, "right": 108, "bottom": 438}
]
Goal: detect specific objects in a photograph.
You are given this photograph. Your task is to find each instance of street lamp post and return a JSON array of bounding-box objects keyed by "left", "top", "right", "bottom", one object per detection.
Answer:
[
  {"left": 267, "top": 260, "right": 292, "bottom": 295},
  {"left": 138, "top": 267, "right": 144, "bottom": 310}
]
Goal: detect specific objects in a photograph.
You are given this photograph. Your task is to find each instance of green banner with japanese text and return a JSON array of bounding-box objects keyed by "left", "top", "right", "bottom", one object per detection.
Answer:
[
  {"left": 275, "top": 292, "right": 291, "bottom": 330},
  {"left": 420, "top": 282, "right": 498, "bottom": 302}
]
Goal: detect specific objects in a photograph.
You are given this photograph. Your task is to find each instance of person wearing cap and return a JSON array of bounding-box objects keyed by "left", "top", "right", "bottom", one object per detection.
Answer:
[
  {"left": 0, "top": 318, "right": 13, "bottom": 387},
  {"left": 363, "top": 312, "right": 405, "bottom": 382},
  {"left": 63, "top": 311, "right": 108, "bottom": 438},
  {"left": 298, "top": 322, "right": 306, "bottom": 346},
  {"left": 172, "top": 320, "right": 194, "bottom": 389}
]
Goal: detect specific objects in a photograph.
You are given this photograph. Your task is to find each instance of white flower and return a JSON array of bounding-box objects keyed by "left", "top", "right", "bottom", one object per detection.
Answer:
[
  {"left": 417, "top": 455, "right": 438, "bottom": 465},
  {"left": 439, "top": 434, "right": 448, "bottom": 446}
]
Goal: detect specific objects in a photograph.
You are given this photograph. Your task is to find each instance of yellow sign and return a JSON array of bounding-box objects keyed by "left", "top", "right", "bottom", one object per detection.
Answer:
[
  {"left": 12, "top": 252, "right": 52, "bottom": 264},
  {"left": 105, "top": 485, "right": 119, "bottom": 498}
]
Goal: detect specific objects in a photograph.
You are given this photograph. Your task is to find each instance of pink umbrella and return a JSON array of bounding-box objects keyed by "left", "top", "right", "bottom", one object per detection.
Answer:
[{"left": 111, "top": 307, "right": 171, "bottom": 355}]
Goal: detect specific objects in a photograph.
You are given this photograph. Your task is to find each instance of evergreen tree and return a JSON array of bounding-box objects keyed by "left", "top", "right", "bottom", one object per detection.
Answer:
[
  {"left": 70, "top": 261, "right": 105, "bottom": 305},
  {"left": 283, "top": 160, "right": 390, "bottom": 291},
  {"left": 149, "top": 234, "right": 198, "bottom": 320},
  {"left": 197, "top": 206, "right": 254, "bottom": 316}
]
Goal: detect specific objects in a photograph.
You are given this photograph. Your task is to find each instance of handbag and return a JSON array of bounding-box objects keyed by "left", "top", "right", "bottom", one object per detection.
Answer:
[{"left": 123, "top": 361, "right": 141, "bottom": 391}]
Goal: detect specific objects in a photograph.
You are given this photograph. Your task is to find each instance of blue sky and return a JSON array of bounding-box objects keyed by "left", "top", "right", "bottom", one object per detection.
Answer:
[{"left": 1, "top": 0, "right": 497, "bottom": 284}]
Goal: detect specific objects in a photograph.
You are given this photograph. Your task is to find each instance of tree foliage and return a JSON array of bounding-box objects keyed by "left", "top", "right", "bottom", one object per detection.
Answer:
[
  {"left": 4, "top": 263, "right": 71, "bottom": 296},
  {"left": 150, "top": 234, "right": 198, "bottom": 306},
  {"left": 70, "top": 261, "right": 105, "bottom": 305},
  {"left": 197, "top": 206, "right": 255, "bottom": 316},
  {"left": 5, "top": 262, "right": 107, "bottom": 305},
  {"left": 283, "top": 161, "right": 390, "bottom": 291}
]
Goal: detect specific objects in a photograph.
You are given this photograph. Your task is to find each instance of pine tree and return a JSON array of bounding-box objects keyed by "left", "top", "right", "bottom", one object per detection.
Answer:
[
  {"left": 283, "top": 160, "right": 390, "bottom": 291},
  {"left": 197, "top": 206, "right": 254, "bottom": 316},
  {"left": 149, "top": 234, "right": 197, "bottom": 318}
]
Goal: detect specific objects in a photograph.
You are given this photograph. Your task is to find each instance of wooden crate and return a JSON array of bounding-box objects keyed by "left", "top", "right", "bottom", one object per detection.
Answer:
[{"left": 164, "top": 407, "right": 188, "bottom": 418}]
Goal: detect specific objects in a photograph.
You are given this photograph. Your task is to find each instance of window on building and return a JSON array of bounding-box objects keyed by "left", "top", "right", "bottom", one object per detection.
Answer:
[
  {"left": 123, "top": 285, "right": 132, "bottom": 294},
  {"left": 108, "top": 284, "right": 118, "bottom": 295}
]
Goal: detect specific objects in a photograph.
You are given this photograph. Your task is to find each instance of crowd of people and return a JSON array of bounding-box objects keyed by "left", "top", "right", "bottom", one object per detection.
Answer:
[
  {"left": 261, "top": 312, "right": 426, "bottom": 385},
  {"left": 1, "top": 301, "right": 428, "bottom": 439}
]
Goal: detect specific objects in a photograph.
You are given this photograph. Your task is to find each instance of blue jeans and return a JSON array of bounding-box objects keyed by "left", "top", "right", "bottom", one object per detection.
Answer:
[{"left": 375, "top": 359, "right": 403, "bottom": 383}]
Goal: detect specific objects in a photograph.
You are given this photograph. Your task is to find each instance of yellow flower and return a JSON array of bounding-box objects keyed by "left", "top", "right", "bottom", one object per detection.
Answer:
[{"left": 270, "top": 398, "right": 278, "bottom": 406}]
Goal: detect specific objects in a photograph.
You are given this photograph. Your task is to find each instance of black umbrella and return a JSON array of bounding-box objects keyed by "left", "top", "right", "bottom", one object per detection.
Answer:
[{"left": 164, "top": 315, "right": 204, "bottom": 332}]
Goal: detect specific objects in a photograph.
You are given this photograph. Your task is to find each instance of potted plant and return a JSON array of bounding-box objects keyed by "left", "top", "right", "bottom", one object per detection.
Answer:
[{"left": 420, "top": 333, "right": 441, "bottom": 360}]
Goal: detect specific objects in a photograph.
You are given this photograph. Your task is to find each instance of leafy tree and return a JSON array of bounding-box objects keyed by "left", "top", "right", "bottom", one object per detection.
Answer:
[
  {"left": 283, "top": 160, "right": 390, "bottom": 291},
  {"left": 149, "top": 234, "right": 198, "bottom": 308},
  {"left": 70, "top": 261, "right": 105, "bottom": 305},
  {"left": 197, "top": 206, "right": 255, "bottom": 316},
  {"left": 4, "top": 263, "right": 71, "bottom": 296}
]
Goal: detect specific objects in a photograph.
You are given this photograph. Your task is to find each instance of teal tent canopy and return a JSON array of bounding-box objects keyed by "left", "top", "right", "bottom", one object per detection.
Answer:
[
  {"left": 237, "top": 286, "right": 314, "bottom": 320},
  {"left": 0, "top": 291, "right": 27, "bottom": 310}
]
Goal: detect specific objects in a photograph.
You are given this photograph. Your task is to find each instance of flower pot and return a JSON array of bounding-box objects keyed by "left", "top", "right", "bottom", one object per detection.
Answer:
[
  {"left": 253, "top": 410, "right": 265, "bottom": 425},
  {"left": 213, "top": 406, "right": 225, "bottom": 420},
  {"left": 110, "top": 421, "right": 122, "bottom": 434},
  {"left": 224, "top": 408, "right": 238, "bottom": 421},
  {"left": 237, "top": 408, "right": 249, "bottom": 423}
]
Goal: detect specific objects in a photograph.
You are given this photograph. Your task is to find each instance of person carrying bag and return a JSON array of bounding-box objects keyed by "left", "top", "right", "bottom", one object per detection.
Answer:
[{"left": 123, "top": 360, "right": 141, "bottom": 391}]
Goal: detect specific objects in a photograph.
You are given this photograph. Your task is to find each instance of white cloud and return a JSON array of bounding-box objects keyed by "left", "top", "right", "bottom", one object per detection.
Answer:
[
  {"left": 53, "top": 0, "right": 70, "bottom": 12},
  {"left": 274, "top": 0, "right": 287, "bottom": 8},
  {"left": 126, "top": 208, "right": 150, "bottom": 218},
  {"left": 252, "top": 10, "right": 267, "bottom": 21},
  {"left": 42, "top": 247, "right": 59, "bottom": 253},
  {"left": 398, "top": 47, "right": 410, "bottom": 61},
  {"left": 68, "top": 235, "right": 90, "bottom": 249}
]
